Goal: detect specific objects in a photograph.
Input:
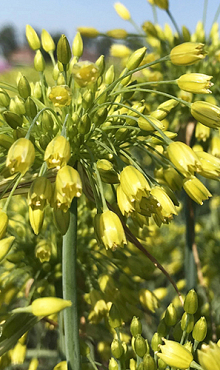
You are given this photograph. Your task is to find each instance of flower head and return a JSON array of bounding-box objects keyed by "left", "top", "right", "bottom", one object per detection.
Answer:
[
  {"left": 72, "top": 61, "right": 99, "bottom": 87},
  {"left": 170, "top": 42, "right": 206, "bottom": 66},
  {"left": 114, "top": 2, "right": 131, "bottom": 20},
  {"left": 183, "top": 176, "right": 212, "bottom": 205},
  {"left": 49, "top": 85, "right": 72, "bottom": 107},
  {"left": 198, "top": 342, "right": 220, "bottom": 370},
  {"left": 44, "top": 136, "right": 71, "bottom": 169},
  {"left": 177, "top": 73, "right": 213, "bottom": 94},
  {"left": 120, "top": 166, "right": 151, "bottom": 203},
  {"left": 191, "top": 101, "right": 220, "bottom": 129},
  {"left": 167, "top": 141, "right": 202, "bottom": 177}
]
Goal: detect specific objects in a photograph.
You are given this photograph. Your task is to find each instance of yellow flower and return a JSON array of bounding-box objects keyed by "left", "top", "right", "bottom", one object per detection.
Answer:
[
  {"left": 196, "top": 151, "right": 220, "bottom": 180},
  {"left": 157, "top": 339, "right": 193, "bottom": 369},
  {"left": 31, "top": 297, "right": 72, "bottom": 316},
  {"left": 94, "top": 210, "right": 127, "bottom": 250},
  {"left": 183, "top": 176, "right": 212, "bottom": 205},
  {"left": 41, "top": 29, "right": 55, "bottom": 52},
  {"left": 114, "top": 2, "right": 131, "bottom": 20},
  {"left": 195, "top": 122, "right": 210, "bottom": 142},
  {"left": 54, "top": 165, "right": 82, "bottom": 211},
  {"left": 35, "top": 240, "right": 52, "bottom": 263},
  {"left": 191, "top": 101, "right": 220, "bottom": 129},
  {"left": 29, "top": 207, "right": 44, "bottom": 235},
  {"left": 110, "top": 44, "right": 131, "bottom": 58},
  {"left": 198, "top": 342, "right": 220, "bottom": 370},
  {"left": 150, "top": 186, "right": 177, "bottom": 226},
  {"left": 49, "top": 85, "right": 72, "bottom": 107},
  {"left": 44, "top": 136, "right": 71, "bottom": 169},
  {"left": 72, "top": 61, "right": 99, "bottom": 87},
  {"left": 11, "top": 342, "right": 26, "bottom": 365},
  {"left": 6, "top": 138, "right": 35, "bottom": 174},
  {"left": 170, "top": 42, "right": 206, "bottom": 66},
  {"left": 117, "top": 184, "right": 135, "bottom": 216},
  {"left": 167, "top": 141, "right": 202, "bottom": 177},
  {"left": 28, "top": 177, "right": 52, "bottom": 210},
  {"left": 177, "top": 73, "right": 213, "bottom": 94},
  {"left": 26, "top": 25, "right": 40, "bottom": 50},
  {"left": 106, "top": 29, "right": 128, "bottom": 39},
  {"left": 120, "top": 166, "right": 151, "bottom": 203}
]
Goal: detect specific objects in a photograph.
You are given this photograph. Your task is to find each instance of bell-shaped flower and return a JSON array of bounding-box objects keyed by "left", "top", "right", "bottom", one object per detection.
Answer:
[
  {"left": 6, "top": 138, "right": 35, "bottom": 174},
  {"left": 167, "top": 141, "right": 202, "bottom": 177},
  {"left": 44, "top": 136, "right": 71, "bottom": 170},
  {"left": 120, "top": 166, "right": 151, "bottom": 203}
]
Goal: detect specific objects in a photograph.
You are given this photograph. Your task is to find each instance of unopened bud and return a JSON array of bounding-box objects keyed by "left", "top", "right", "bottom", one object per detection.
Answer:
[
  {"left": 184, "top": 289, "right": 198, "bottom": 314},
  {"left": 57, "top": 34, "right": 72, "bottom": 65},
  {"left": 111, "top": 339, "right": 124, "bottom": 359},
  {"left": 126, "top": 47, "right": 147, "bottom": 70},
  {"left": 26, "top": 25, "right": 40, "bottom": 50},
  {"left": 41, "top": 29, "right": 55, "bottom": 52},
  {"left": 130, "top": 316, "right": 142, "bottom": 337},
  {"left": 181, "top": 312, "right": 194, "bottom": 333},
  {"left": 164, "top": 303, "right": 178, "bottom": 326},
  {"left": 18, "top": 75, "right": 31, "bottom": 99},
  {"left": 192, "top": 316, "right": 207, "bottom": 342},
  {"left": 72, "top": 32, "right": 83, "bottom": 58},
  {"left": 134, "top": 334, "right": 147, "bottom": 358},
  {"left": 34, "top": 50, "right": 45, "bottom": 72}
]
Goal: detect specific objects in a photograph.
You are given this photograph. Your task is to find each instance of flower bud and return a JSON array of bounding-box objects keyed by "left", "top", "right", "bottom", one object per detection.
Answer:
[
  {"left": 3, "top": 111, "right": 23, "bottom": 129},
  {"left": 181, "top": 312, "right": 194, "bottom": 333},
  {"left": 157, "top": 319, "right": 169, "bottom": 337},
  {"left": 111, "top": 339, "right": 124, "bottom": 359},
  {"left": 41, "top": 29, "right": 55, "bottom": 52},
  {"left": 183, "top": 177, "right": 211, "bottom": 205},
  {"left": 0, "top": 88, "right": 10, "bottom": 107},
  {"left": 198, "top": 342, "right": 220, "bottom": 370},
  {"left": 130, "top": 316, "right": 142, "bottom": 337},
  {"left": 31, "top": 297, "right": 72, "bottom": 316},
  {"left": 143, "top": 354, "right": 156, "bottom": 370},
  {"left": 126, "top": 47, "right": 147, "bottom": 70},
  {"left": 25, "top": 97, "right": 37, "bottom": 119},
  {"left": 53, "top": 361, "right": 67, "bottom": 370},
  {"left": 28, "top": 358, "right": 39, "bottom": 370},
  {"left": 167, "top": 141, "right": 202, "bottom": 177},
  {"left": 134, "top": 334, "right": 147, "bottom": 357},
  {"left": 154, "top": 0, "right": 169, "bottom": 10},
  {"left": 11, "top": 342, "right": 26, "bottom": 365},
  {"left": 114, "top": 2, "right": 131, "bottom": 20},
  {"left": 49, "top": 85, "right": 72, "bottom": 107},
  {"left": 164, "top": 303, "right": 178, "bottom": 327},
  {"left": 97, "top": 159, "right": 119, "bottom": 184},
  {"left": 57, "top": 34, "right": 72, "bottom": 65},
  {"left": 10, "top": 96, "right": 26, "bottom": 115},
  {"left": 44, "top": 136, "right": 71, "bottom": 169},
  {"left": 29, "top": 207, "right": 44, "bottom": 235},
  {"left": 184, "top": 289, "right": 198, "bottom": 314},
  {"left": 54, "top": 209, "right": 70, "bottom": 235},
  {"left": 192, "top": 316, "right": 207, "bottom": 342},
  {"left": 110, "top": 44, "right": 131, "bottom": 58},
  {"left": 151, "top": 99, "right": 179, "bottom": 121},
  {"left": 77, "top": 27, "right": 99, "bottom": 38},
  {"left": 138, "top": 115, "right": 165, "bottom": 132},
  {"left": 93, "top": 107, "right": 108, "bottom": 126},
  {"left": 107, "top": 29, "right": 128, "bottom": 39},
  {"left": 170, "top": 42, "right": 206, "bottom": 66},
  {"left": 0, "top": 210, "right": 8, "bottom": 240},
  {"left": 0, "top": 236, "right": 15, "bottom": 262},
  {"left": 6, "top": 138, "right": 35, "bottom": 174},
  {"left": 94, "top": 210, "right": 127, "bottom": 250},
  {"left": 35, "top": 239, "right": 52, "bottom": 263},
  {"left": 108, "top": 303, "right": 122, "bottom": 329},
  {"left": 177, "top": 73, "right": 213, "bottom": 94},
  {"left": 191, "top": 101, "right": 220, "bottom": 129},
  {"left": 0, "top": 133, "right": 14, "bottom": 149},
  {"left": 18, "top": 75, "right": 31, "bottom": 99},
  {"left": 105, "top": 65, "right": 115, "bottom": 85},
  {"left": 157, "top": 339, "right": 193, "bottom": 369},
  {"left": 109, "top": 357, "right": 118, "bottom": 370},
  {"left": 72, "top": 32, "right": 83, "bottom": 58},
  {"left": 78, "top": 113, "right": 91, "bottom": 135},
  {"left": 34, "top": 50, "right": 45, "bottom": 72},
  {"left": 26, "top": 25, "right": 40, "bottom": 50}
]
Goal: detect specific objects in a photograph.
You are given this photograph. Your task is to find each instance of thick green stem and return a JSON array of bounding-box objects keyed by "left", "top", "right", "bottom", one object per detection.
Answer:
[
  {"left": 62, "top": 198, "right": 81, "bottom": 370},
  {"left": 184, "top": 194, "right": 197, "bottom": 290}
]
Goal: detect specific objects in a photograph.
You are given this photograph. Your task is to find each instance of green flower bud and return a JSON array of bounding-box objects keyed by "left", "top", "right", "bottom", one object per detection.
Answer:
[
  {"left": 93, "top": 107, "right": 108, "bottom": 126},
  {"left": 126, "top": 47, "right": 147, "bottom": 71},
  {"left": 33, "top": 81, "right": 42, "bottom": 99},
  {"left": 82, "top": 90, "right": 94, "bottom": 109},
  {"left": 0, "top": 88, "right": 10, "bottom": 107},
  {"left": 95, "top": 55, "right": 105, "bottom": 76},
  {"left": 157, "top": 358, "right": 167, "bottom": 370},
  {"left": 192, "top": 316, "right": 207, "bottom": 342},
  {"left": 3, "top": 111, "right": 23, "bottom": 129},
  {"left": 134, "top": 334, "right": 147, "bottom": 358},
  {"left": 78, "top": 113, "right": 91, "bottom": 135},
  {"left": 57, "top": 34, "right": 72, "bottom": 65},
  {"left": 181, "top": 312, "right": 194, "bottom": 333},
  {"left": 173, "top": 321, "right": 183, "bottom": 342},
  {"left": 0, "top": 237, "right": 15, "bottom": 261},
  {"left": 26, "top": 25, "right": 40, "bottom": 50},
  {"left": 164, "top": 303, "right": 178, "bottom": 326},
  {"left": 184, "top": 289, "right": 198, "bottom": 314},
  {"left": 31, "top": 297, "right": 72, "bottom": 316},
  {"left": 0, "top": 210, "right": 8, "bottom": 240},
  {"left": 34, "top": 50, "right": 45, "bottom": 72},
  {"left": 39, "top": 133, "right": 51, "bottom": 150},
  {"left": 157, "top": 319, "right": 169, "bottom": 337},
  {"left": 9, "top": 96, "right": 26, "bottom": 115},
  {"left": 111, "top": 339, "right": 124, "bottom": 359},
  {"left": 143, "top": 354, "right": 156, "bottom": 370},
  {"left": 25, "top": 97, "right": 37, "bottom": 118},
  {"left": 41, "top": 111, "right": 54, "bottom": 132},
  {"left": 80, "top": 340, "right": 90, "bottom": 356},
  {"left": 18, "top": 75, "right": 31, "bottom": 99},
  {"left": 72, "top": 32, "right": 83, "bottom": 58},
  {"left": 108, "top": 303, "right": 122, "bottom": 328},
  {"left": 54, "top": 209, "right": 70, "bottom": 235},
  {"left": 97, "top": 159, "right": 119, "bottom": 184},
  {"left": 105, "top": 65, "right": 115, "bottom": 85},
  {"left": 151, "top": 333, "right": 162, "bottom": 352},
  {"left": 0, "top": 133, "right": 14, "bottom": 149},
  {"left": 41, "top": 29, "right": 55, "bottom": 52},
  {"left": 109, "top": 357, "right": 118, "bottom": 370},
  {"left": 77, "top": 27, "right": 99, "bottom": 38},
  {"left": 130, "top": 316, "right": 142, "bottom": 337}
]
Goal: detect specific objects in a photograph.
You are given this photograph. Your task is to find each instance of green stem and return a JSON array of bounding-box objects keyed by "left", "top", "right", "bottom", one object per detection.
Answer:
[
  {"left": 185, "top": 193, "right": 197, "bottom": 290},
  {"left": 3, "top": 173, "right": 23, "bottom": 212},
  {"left": 62, "top": 198, "right": 81, "bottom": 370},
  {"left": 49, "top": 51, "right": 56, "bottom": 67},
  {"left": 166, "top": 9, "right": 182, "bottom": 40}
]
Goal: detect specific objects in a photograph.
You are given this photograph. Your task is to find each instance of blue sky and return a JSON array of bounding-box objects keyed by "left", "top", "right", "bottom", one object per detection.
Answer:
[{"left": 1, "top": 0, "right": 220, "bottom": 43}]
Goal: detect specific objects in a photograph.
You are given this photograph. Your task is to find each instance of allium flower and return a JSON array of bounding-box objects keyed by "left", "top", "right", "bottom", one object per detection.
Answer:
[
  {"left": 183, "top": 176, "right": 212, "bottom": 205},
  {"left": 49, "top": 85, "right": 72, "bottom": 107},
  {"left": 157, "top": 339, "right": 193, "bottom": 369},
  {"left": 120, "top": 166, "right": 151, "bottom": 203},
  {"left": 6, "top": 138, "right": 35, "bottom": 174},
  {"left": 167, "top": 141, "right": 202, "bottom": 177},
  {"left": 28, "top": 177, "right": 52, "bottom": 210},
  {"left": 191, "top": 101, "right": 220, "bottom": 129},
  {"left": 198, "top": 342, "right": 220, "bottom": 370},
  {"left": 72, "top": 61, "right": 99, "bottom": 87},
  {"left": 114, "top": 2, "right": 131, "bottom": 20},
  {"left": 44, "top": 136, "right": 71, "bottom": 169},
  {"left": 177, "top": 73, "right": 213, "bottom": 94},
  {"left": 170, "top": 42, "right": 206, "bottom": 66}
]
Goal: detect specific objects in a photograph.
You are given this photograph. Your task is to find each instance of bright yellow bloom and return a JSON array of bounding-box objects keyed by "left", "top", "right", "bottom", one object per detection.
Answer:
[
  {"left": 72, "top": 61, "right": 99, "bottom": 87},
  {"left": 150, "top": 186, "right": 177, "bottom": 226},
  {"left": 196, "top": 151, "right": 220, "bottom": 179},
  {"left": 94, "top": 210, "right": 127, "bottom": 250},
  {"left": 177, "top": 73, "right": 213, "bottom": 94},
  {"left": 49, "top": 85, "right": 72, "bottom": 107},
  {"left": 117, "top": 184, "right": 135, "bottom": 216},
  {"left": 31, "top": 297, "right": 72, "bottom": 316},
  {"left": 114, "top": 2, "right": 131, "bottom": 20},
  {"left": 26, "top": 25, "right": 40, "bottom": 50},
  {"left": 157, "top": 339, "right": 193, "bottom": 369},
  {"left": 126, "top": 47, "right": 147, "bottom": 70},
  {"left": 44, "top": 136, "right": 71, "bottom": 169},
  {"left": 138, "top": 115, "right": 165, "bottom": 131},
  {"left": 195, "top": 122, "right": 210, "bottom": 142},
  {"left": 28, "top": 177, "right": 52, "bottom": 210},
  {"left": 198, "top": 342, "right": 220, "bottom": 370},
  {"left": 120, "top": 166, "right": 151, "bottom": 203},
  {"left": 170, "top": 42, "right": 206, "bottom": 66},
  {"left": 106, "top": 29, "right": 128, "bottom": 39},
  {"left": 35, "top": 239, "right": 52, "bottom": 263},
  {"left": 167, "top": 141, "right": 202, "bottom": 177},
  {"left": 6, "top": 138, "right": 35, "bottom": 174},
  {"left": 183, "top": 176, "right": 212, "bottom": 205},
  {"left": 191, "top": 101, "right": 220, "bottom": 129},
  {"left": 41, "top": 29, "right": 55, "bottom": 52}
]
